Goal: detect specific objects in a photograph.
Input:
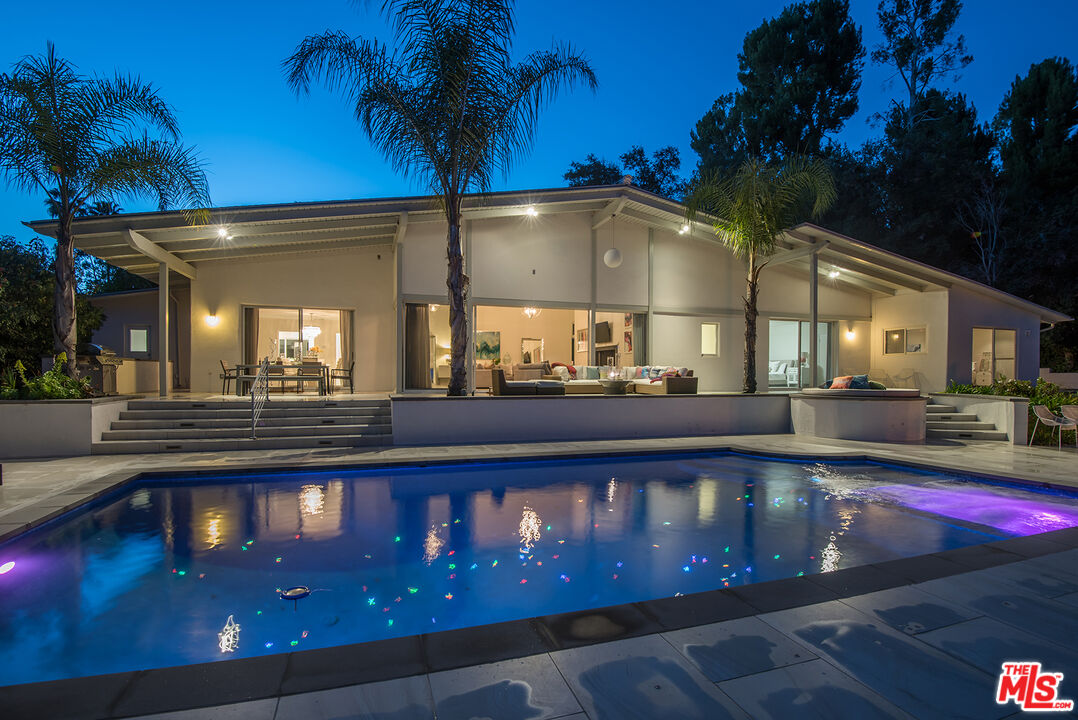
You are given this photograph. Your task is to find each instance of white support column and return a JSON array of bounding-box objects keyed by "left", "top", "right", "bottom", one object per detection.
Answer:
[
  {"left": 647, "top": 228, "right": 655, "bottom": 364},
  {"left": 809, "top": 251, "right": 819, "bottom": 388},
  {"left": 158, "top": 263, "right": 170, "bottom": 398},
  {"left": 589, "top": 226, "right": 597, "bottom": 364}
]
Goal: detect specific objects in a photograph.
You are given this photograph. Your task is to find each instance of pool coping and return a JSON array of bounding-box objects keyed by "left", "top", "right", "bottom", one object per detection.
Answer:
[{"left": 3, "top": 445, "right": 1078, "bottom": 719}]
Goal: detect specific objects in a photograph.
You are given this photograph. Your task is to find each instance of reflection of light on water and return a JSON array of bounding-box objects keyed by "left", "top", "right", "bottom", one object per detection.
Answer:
[
  {"left": 519, "top": 506, "right": 542, "bottom": 551},
  {"left": 129, "top": 489, "right": 151, "bottom": 509},
  {"left": 607, "top": 479, "right": 617, "bottom": 503},
  {"left": 820, "top": 509, "right": 857, "bottom": 573},
  {"left": 820, "top": 536, "right": 843, "bottom": 572},
  {"left": 218, "top": 615, "right": 241, "bottom": 653},
  {"left": 423, "top": 526, "right": 445, "bottom": 564},
  {"left": 206, "top": 518, "right": 221, "bottom": 549},
  {"left": 697, "top": 478, "right": 718, "bottom": 525},
  {"left": 300, "top": 484, "right": 325, "bottom": 516}
]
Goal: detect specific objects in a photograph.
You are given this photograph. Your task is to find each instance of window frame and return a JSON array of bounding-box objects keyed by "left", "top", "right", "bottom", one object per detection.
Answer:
[
  {"left": 700, "top": 322, "right": 719, "bottom": 357},
  {"left": 883, "top": 326, "right": 926, "bottom": 355},
  {"left": 125, "top": 324, "right": 152, "bottom": 358}
]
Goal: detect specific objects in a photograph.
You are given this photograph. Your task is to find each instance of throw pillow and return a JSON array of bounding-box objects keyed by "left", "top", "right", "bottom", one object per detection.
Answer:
[
  {"left": 584, "top": 366, "right": 600, "bottom": 380},
  {"left": 768, "top": 360, "right": 780, "bottom": 373},
  {"left": 850, "top": 374, "right": 870, "bottom": 389},
  {"left": 868, "top": 380, "right": 888, "bottom": 390},
  {"left": 830, "top": 375, "right": 854, "bottom": 389},
  {"left": 677, "top": 367, "right": 689, "bottom": 377}
]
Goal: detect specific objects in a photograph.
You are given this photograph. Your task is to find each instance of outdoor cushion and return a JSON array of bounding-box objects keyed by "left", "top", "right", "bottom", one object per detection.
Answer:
[
  {"left": 584, "top": 366, "right": 600, "bottom": 380},
  {"left": 849, "top": 374, "right": 870, "bottom": 389},
  {"left": 830, "top": 375, "right": 854, "bottom": 389},
  {"left": 867, "top": 380, "right": 888, "bottom": 390}
]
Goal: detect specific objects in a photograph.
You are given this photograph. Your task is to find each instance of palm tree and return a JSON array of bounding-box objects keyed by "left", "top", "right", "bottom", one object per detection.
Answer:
[
  {"left": 0, "top": 43, "right": 210, "bottom": 376},
  {"left": 284, "top": 0, "right": 596, "bottom": 395},
  {"left": 686, "top": 157, "right": 836, "bottom": 393}
]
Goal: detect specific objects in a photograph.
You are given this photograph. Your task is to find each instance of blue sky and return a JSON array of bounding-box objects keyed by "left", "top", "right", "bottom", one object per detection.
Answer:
[{"left": 2, "top": 0, "right": 1075, "bottom": 244}]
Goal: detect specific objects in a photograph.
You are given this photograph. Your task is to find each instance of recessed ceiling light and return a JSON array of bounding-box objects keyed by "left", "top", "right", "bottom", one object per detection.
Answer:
[
  {"left": 525, "top": 206, "right": 538, "bottom": 217},
  {"left": 216, "top": 227, "right": 228, "bottom": 238}
]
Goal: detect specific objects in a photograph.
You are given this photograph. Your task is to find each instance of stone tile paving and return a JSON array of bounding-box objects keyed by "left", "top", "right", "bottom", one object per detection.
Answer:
[{"left": 120, "top": 550, "right": 1078, "bottom": 720}]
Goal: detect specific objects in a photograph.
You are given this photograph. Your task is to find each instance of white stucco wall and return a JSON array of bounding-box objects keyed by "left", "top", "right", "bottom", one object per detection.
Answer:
[
  {"left": 946, "top": 286, "right": 1042, "bottom": 384},
  {"left": 870, "top": 291, "right": 949, "bottom": 390},
  {"left": 188, "top": 245, "right": 396, "bottom": 393}
]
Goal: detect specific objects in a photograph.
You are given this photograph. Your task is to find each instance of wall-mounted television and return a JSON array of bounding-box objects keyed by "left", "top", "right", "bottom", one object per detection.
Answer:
[{"left": 594, "top": 321, "right": 612, "bottom": 344}]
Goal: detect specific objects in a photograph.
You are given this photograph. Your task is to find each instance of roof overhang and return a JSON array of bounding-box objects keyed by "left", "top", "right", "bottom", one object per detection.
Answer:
[{"left": 24, "top": 184, "right": 718, "bottom": 281}]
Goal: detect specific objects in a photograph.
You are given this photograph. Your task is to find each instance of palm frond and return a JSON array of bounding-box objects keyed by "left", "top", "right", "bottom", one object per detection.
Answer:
[{"left": 87, "top": 134, "right": 211, "bottom": 222}]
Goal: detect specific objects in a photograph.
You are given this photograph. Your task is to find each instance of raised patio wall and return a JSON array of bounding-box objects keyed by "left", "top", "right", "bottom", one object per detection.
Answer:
[{"left": 391, "top": 394, "right": 792, "bottom": 446}]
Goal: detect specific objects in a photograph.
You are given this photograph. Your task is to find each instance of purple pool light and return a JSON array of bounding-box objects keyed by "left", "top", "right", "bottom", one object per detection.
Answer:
[
  {"left": 0, "top": 561, "right": 13, "bottom": 574},
  {"left": 871, "top": 484, "right": 1078, "bottom": 536}
]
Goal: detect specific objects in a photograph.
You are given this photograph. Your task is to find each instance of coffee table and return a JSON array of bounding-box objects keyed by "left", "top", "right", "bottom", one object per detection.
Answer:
[{"left": 598, "top": 378, "right": 630, "bottom": 395}]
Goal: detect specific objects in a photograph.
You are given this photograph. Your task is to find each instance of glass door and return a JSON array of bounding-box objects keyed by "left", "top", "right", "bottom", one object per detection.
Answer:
[
  {"left": 799, "top": 321, "right": 831, "bottom": 387},
  {"left": 972, "top": 328, "right": 1016, "bottom": 385}
]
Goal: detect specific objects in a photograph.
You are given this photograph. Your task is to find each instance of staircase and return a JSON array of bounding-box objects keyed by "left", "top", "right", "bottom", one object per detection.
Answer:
[
  {"left": 92, "top": 398, "right": 392, "bottom": 454},
  {"left": 925, "top": 400, "right": 1007, "bottom": 441}
]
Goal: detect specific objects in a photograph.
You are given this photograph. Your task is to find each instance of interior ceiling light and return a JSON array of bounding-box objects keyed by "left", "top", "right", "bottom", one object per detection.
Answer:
[
  {"left": 522, "top": 306, "right": 542, "bottom": 319},
  {"left": 604, "top": 214, "right": 623, "bottom": 268}
]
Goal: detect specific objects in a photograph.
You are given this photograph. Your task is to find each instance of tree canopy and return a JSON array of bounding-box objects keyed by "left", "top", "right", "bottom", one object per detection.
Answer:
[
  {"left": 692, "top": 0, "right": 863, "bottom": 176},
  {"left": 564, "top": 144, "right": 687, "bottom": 198}
]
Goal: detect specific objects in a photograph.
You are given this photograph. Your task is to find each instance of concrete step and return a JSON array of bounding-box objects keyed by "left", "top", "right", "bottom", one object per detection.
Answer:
[
  {"left": 91, "top": 433, "right": 391, "bottom": 455},
  {"left": 126, "top": 399, "right": 388, "bottom": 411},
  {"left": 101, "top": 423, "right": 392, "bottom": 441},
  {"left": 926, "top": 428, "right": 1009, "bottom": 441},
  {"left": 926, "top": 404, "right": 957, "bottom": 413},
  {"left": 118, "top": 406, "right": 389, "bottom": 421},
  {"left": 925, "top": 421, "right": 998, "bottom": 431},
  {"left": 110, "top": 414, "right": 391, "bottom": 430},
  {"left": 923, "top": 413, "right": 979, "bottom": 422}
]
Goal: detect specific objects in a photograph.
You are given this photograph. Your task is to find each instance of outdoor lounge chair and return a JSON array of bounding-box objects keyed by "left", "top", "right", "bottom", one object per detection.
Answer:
[
  {"left": 1030, "top": 404, "right": 1077, "bottom": 449},
  {"left": 219, "top": 360, "right": 237, "bottom": 395}
]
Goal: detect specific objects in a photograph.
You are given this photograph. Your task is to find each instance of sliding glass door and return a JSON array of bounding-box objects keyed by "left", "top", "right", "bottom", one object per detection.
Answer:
[
  {"left": 768, "top": 320, "right": 832, "bottom": 388},
  {"left": 972, "top": 327, "right": 1016, "bottom": 385},
  {"left": 243, "top": 306, "right": 353, "bottom": 375}
]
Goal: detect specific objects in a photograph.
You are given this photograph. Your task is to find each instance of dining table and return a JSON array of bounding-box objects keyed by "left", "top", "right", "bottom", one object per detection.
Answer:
[{"left": 234, "top": 363, "right": 330, "bottom": 396}]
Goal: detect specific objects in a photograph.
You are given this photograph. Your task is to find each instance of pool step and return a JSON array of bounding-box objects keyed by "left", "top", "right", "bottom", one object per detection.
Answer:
[
  {"left": 925, "top": 401, "right": 1007, "bottom": 441},
  {"left": 94, "top": 398, "right": 393, "bottom": 454},
  {"left": 109, "top": 414, "right": 391, "bottom": 430},
  {"left": 925, "top": 428, "right": 1009, "bottom": 441},
  {"left": 117, "top": 406, "right": 388, "bottom": 421},
  {"left": 91, "top": 434, "right": 390, "bottom": 454},
  {"left": 102, "top": 423, "right": 391, "bottom": 441}
]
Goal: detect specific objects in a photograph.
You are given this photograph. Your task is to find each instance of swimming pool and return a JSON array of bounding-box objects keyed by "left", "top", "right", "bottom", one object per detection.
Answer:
[{"left": 0, "top": 451, "right": 1075, "bottom": 686}]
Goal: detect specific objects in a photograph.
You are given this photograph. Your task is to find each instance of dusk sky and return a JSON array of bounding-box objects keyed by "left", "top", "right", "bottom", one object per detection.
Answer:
[{"left": 2, "top": 0, "right": 1076, "bottom": 244}]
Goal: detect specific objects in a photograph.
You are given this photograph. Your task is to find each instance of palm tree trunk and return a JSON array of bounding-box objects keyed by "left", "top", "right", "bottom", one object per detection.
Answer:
[
  {"left": 446, "top": 204, "right": 468, "bottom": 396},
  {"left": 742, "top": 255, "right": 760, "bottom": 394},
  {"left": 54, "top": 212, "right": 78, "bottom": 377}
]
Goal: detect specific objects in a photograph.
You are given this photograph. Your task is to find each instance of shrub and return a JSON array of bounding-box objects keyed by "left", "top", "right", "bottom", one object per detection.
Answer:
[
  {"left": 0, "top": 353, "right": 92, "bottom": 400},
  {"left": 945, "top": 377, "right": 1078, "bottom": 446}
]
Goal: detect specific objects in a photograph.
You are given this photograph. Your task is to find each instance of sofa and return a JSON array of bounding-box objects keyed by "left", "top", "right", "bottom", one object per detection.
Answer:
[
  {"left": 490, "top": 368, "right": 564, "bottom": 396},
  {"left": 551, "top": 365, "right": 698, "bottom": 395}
]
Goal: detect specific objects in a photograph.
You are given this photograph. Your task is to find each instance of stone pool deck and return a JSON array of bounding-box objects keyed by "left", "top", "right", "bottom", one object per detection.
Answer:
[{"left": 1, "top": 435, "right": 1076, "bottom": 719}]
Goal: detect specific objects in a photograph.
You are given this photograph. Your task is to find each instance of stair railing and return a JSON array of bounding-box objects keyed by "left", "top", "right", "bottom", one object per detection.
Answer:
[{"left": 250, "top": 358, "right": 270, "bottom": 439}]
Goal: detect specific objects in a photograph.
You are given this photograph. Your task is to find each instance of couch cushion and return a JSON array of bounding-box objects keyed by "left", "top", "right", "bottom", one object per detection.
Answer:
[{"left": 584, "top": 366, "right": 600, "bottom": 380}]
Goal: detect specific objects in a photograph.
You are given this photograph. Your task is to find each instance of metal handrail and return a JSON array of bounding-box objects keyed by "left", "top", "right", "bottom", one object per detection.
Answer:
[{"left": 250, "top": 358, "right": 270, "bottom": 439}]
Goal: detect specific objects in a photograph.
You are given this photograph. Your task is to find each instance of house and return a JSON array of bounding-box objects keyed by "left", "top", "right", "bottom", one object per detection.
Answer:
[{"left": 26, "top": 185, "right": 1070, "bottom": 396}]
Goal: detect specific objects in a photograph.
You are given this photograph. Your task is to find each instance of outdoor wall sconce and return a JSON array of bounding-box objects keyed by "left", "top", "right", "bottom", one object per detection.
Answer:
[{"left": 205, "top": 314, "right": 220, "bottom": 327}]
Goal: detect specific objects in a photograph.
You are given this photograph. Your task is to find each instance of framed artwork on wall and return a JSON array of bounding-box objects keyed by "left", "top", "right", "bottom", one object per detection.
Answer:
[
  {"left": 475, "top": 331, "right": 501, "bottom": 362},
  {"left": 624, "top": 331, "right": 632, "bottom": 352}
]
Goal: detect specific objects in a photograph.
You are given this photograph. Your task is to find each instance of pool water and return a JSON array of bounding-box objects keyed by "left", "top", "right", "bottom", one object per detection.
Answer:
[{"left": 1, "top": 452, "right": 1076, "bottom": 685}]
